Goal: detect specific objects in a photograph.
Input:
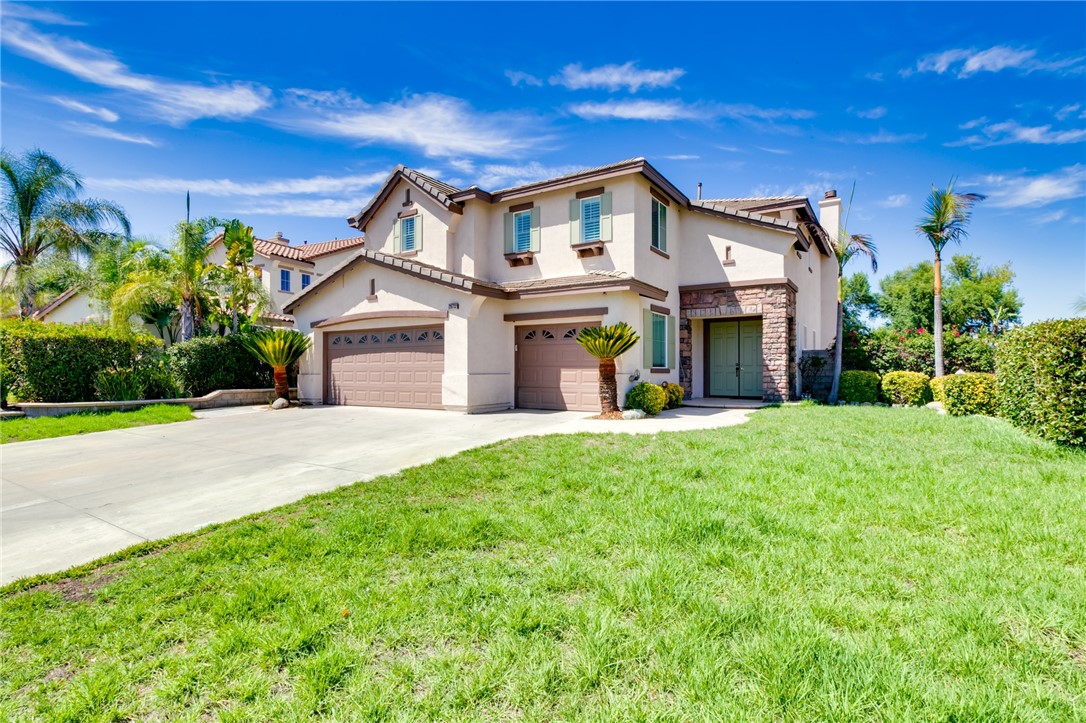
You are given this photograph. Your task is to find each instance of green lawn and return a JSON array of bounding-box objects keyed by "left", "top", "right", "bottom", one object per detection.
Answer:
[
  {"left": 2, "top": 407, "right": 1084, "bottom": 721},
  {"left": 0, "top": 404, "right": 193, "bottom": 444}
]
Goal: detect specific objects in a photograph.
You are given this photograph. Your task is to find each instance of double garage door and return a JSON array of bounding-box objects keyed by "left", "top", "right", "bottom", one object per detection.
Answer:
[
  {"left": 325, "top": 326, "right": 444, "bottom": 409},
  {"left": 515, "top": 323, "right": 600, "bottom": 412},
  {"left": 325, "top": 322, "right": 600, "bottom": 412}
]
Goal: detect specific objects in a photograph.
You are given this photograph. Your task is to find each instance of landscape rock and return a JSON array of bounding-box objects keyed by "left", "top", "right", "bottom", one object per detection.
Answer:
[
  {"left": 925, "top": 401, "right": 946, "bottom": 415},
  {"left": 622, "top": 409, "right": 647, "bottom": 420},
  {"left": 271, "top": 397, "right": 290, "bottom": 410}
]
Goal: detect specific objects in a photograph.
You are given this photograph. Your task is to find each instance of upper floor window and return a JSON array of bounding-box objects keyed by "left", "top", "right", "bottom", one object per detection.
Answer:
[
  {"left": 401, "top": 215, "right": 417, "bottom": 252},
  {"left": 280, "top": 269, "right": 290, "bottom": 292},
  {"left": 514, "top": 210, "right": 532, "bottom": 252},
  {"left": 301, "top": 273, "right": 311, "bottom": 290},
  {"left": 651, "top": 198, "right": 668, "bottom": 253},
  {"left": 581, "top": 196, "right": 601, "bottom": 243},
  {"left": 651, "top": 312, "right": 667, "bottom": 368}
]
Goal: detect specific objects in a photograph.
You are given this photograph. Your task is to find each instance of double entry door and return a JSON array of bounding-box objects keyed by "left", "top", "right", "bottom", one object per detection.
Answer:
[{"left": 708, "top": 319, "right": 763, "bottom": 398}]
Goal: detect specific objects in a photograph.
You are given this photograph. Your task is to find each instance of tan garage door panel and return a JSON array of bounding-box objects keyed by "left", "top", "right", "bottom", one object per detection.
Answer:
[
  {"left": 515, "top": 323, "right": 600, "bottom": 412},
  {"left": 326, "top": 327, "right": 444, "bottom": 409}
]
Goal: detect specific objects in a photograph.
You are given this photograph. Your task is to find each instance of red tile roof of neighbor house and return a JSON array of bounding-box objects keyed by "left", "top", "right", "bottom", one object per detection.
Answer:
[{"left": 211, "top": 233, "right": 365, "bottom": 265}]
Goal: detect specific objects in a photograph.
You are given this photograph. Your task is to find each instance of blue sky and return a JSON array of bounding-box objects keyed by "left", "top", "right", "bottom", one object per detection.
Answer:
[{"left": 2, "top": 1, "right": 1084, "bottom": 322}]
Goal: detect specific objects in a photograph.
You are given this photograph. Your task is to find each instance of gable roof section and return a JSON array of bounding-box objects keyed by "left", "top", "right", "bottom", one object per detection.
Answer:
[
  {"left": 283, "top": 249, "right": 668, "bottom": 313},
  {"left": 347, "top": 166, "right": 463, "bottom": 231},
  {"left": 31, "top": 285, "right": 81, "bottom": 319},
  {"left": 693, "top": 197, "right": 832, "bottom": 255},
  {"left": 253, "top": 238, "right": 314, "bottom": 264},
  {"left": 210, "top": 233, "right": 366, "bottom": 265}
]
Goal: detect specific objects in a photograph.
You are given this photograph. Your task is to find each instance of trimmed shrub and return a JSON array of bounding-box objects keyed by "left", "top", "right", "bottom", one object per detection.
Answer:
[
  {"left": 0, "top": 320, "right": 162, "bottom": 403},
  {"left": 881, "top": 371, "right": 932, "bottom": 406},
  {"left": 142, "top": 357, "right": 180, "bottom": 400},
  {"left": 839, "top": 370, "right": 880, "bottom": 404},
  {"left": 930, "top": 376, "right": 948, "bottom": 403},
  {"left": 624, "top": 382, "right": 667, "bottom": 416},
  {"left": 660, "top": 382, "right": 684, "bottom": 410},
  {"left": 941, "top": 373, "right": 997, "bottom": 417},
  {"left": 997, "top": 318, "right": 1086, "bottom": 448},
  {"left": 861, "top": 327, "right": 995, "bottom": 377},
  {"left": 167, "top": 334, "right": 273, "bottom": 397},
  {"left": 96, "top": 368, "right": 148, "bottom": 401}
]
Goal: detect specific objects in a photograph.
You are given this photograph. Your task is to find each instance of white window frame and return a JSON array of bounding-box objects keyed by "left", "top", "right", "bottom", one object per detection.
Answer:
[
  {"left": 280, "top": 269, "right": 291, "bottom": 292},
  {"left": 651, "top": 198, "right": 667, "bottom": 253},
  {"left": 580, "top": 196, "right": 602, "bottom": 243},
  {"left": 651, "top": 312, "right": 668, "bottom": 368},
  {"left": 401, "top": 215, "right": 417, "bottom": 252},
  {"left": 513, "top": 210, "right": 532, "bottom": 253}
]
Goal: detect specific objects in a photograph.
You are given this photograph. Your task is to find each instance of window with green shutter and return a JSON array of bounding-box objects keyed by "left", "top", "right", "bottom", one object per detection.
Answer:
[
  {"left": 581, "top": 197, "right": 601, "bottom": 242},
  {"left": 651, "top": 313, "right": 667, "bottom": 368},
  {"left": 514, "top": 210, "right": 531, "bottom": 252},
  {"left": 651, "top": 198, "right": 667, "bottom": 252},
  {"left": 401, "top": 216, "right": 416, "bottom": 251}
]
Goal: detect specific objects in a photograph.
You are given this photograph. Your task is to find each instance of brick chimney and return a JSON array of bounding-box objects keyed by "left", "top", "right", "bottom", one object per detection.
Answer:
[{"left": 818, "top": 190, "right": 841, "bottom": 244}]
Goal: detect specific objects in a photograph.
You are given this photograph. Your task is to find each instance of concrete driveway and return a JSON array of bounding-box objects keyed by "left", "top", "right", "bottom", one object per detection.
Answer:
[{"left": 1, "top": 404, "right": 752, "bottom": 584}]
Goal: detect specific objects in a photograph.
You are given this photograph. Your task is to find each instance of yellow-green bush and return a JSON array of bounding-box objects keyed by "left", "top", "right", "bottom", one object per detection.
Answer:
[
  {"left": 839, "top": 370, "right": 880, "bottom": 404},
  {"left": 624, "top": 382, "right": 667, "bottom": 416},
  {"left": 930, "top": 376, "right": 948, "bottom": 403},
  {"left": 881, "top": 371, "right": 932, "bottom": 406},
  {"left": 941, "top": 373, "right": 997, "bottom": 417},
  {"left": 660, "top": 382, "right": 684, "bottom": 410}
]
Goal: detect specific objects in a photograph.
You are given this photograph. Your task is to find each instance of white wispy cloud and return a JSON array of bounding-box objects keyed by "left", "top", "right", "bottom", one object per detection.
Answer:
[
  {"left": 51, "top": 96, "right": 119, "bottom": 122},
  {"left": 756, "top": 147, "right": 790, "bottom": 155},
  {"left": 569, "top": 99, "right": 706, "bottom": 121},
  {"left": 906, "top": 45, "right": 1084, "bottom": 78},
  {"left": 1055, "top": 103, "right": 1085, "bottom": 121},
  {"left": 279, "top": 91, "right": 541, "bottom": 158},
  {"left": 1, "top": 2, "right": 85, "bottom": 26},
  {"left": 853, "top": 129, "right": 926, "bottom": 144},
  {"left": 505, "top": 70, "right": 543, "bottom": 87},
  {"left": 230, "top": 197, "right": 363, "bottom": 218},
  {"left": 878, "top": 194, "right": 911, "bottom": 208},
  {"left": 1035, "top": 209, "right": 1066, "bottom": 224},
  {"left": 66, "top": 122, "right": 156, "bottom": 146},
  {"left": 550, "top": 62, "right": 685, "bottom": 92},
  {"left": 2, "top": 17, "right": 272, "bottom": 124},
  {"left": 89, "top": 171, "right": 389, "bottom": 197},
  {"left": 852, "top": 106, "right": 887, "bottom": 120},
  {"left": 865, "top": 72, "right": 885, "bottom": 82},
  {"left": 663, "top": 154, "right": 699, "bottom": 161},
  {"left": 472, "top": 162, "right": 582, "bottom": 189},
  {"left": 968, "top": 164, "right": 1086, "bottom": 208},
  {"left": 948, "top": 119, "right": 1086, "bottom": 148}
]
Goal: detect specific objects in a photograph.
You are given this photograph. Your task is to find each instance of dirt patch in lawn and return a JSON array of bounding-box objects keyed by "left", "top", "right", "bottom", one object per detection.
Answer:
[{"left": 42, "top": 570, "right": 122, "bottom": 603}]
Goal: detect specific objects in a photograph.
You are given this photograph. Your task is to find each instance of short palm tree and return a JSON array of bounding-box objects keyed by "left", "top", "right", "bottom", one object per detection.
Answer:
[
  {"left": 240, "top": 329, "right": 312, "bottom": 401},
  {"left": 828, "top": 186, "right": 877, "bottom": 405},
  {"left": 917, "top": 180, "right": 985, "bottom": 377},
  {"left": 576, "top": 322, "right": 640, "bottom": 413},
  {"left": 0, "top": 148, "right": 129, "bottom": 317}
]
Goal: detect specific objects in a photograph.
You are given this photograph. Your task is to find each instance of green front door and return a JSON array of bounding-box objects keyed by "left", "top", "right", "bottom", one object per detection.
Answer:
[{"left": 708, "top": 319, "right": 763, "bottom": 398}]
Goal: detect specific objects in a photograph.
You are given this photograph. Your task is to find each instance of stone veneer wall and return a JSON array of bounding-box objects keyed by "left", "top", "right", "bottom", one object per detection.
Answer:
[{"left": 679, "top": 283, "right": 797, "bottom": 402}]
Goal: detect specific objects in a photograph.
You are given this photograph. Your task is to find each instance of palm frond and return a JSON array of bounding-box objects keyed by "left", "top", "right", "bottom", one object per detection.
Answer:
[
  {"left": 576, "top": 322, "right": 640, "bottom": 360},
  {"left": 240, "top": 329, "right": 313, "bottom": 368}
]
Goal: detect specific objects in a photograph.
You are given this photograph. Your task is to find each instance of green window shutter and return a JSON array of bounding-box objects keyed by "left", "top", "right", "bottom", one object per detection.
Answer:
[
  {"left": 599, "top": 192, "right": 612, "bottom": 242},
  {"left": 660, "top": 204, "right": 667, "bottom": 253},
  {"left": 415, "top": 215, "right": 423, "bottom": 250},
  {"left": 503, "top": 212, "right": 515, "bottom": 254},
  {"left": 569, "top": 199, "right": 581, "bottom": 245},
  {"left": 530, "top": 207, "right": 541, "bottom": 253},
  {"left": 393, "top": 217, "right": 401, "bottom": 253},
  {"left": 668, "top": 315, "right": 677, "bottom": 369},
  {"left": 643, "top": 308, "right": 654, "bottom": 368}
]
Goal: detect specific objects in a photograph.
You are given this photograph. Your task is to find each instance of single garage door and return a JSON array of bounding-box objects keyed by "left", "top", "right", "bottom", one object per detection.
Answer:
[
  {"left": 515, "top": 322, "right": 600, "bottom": 412},
  {"left": 325, "top": 326, "right": 444, "bottom": 409}
]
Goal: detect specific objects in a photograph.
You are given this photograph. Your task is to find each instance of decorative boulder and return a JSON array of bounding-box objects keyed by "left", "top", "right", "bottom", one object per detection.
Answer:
[
  {"left": 271, "top": 397, "right": 290, "bottom": 410},
  {"left": 622, "top": 408, "right": 647, "bottom": 420}
]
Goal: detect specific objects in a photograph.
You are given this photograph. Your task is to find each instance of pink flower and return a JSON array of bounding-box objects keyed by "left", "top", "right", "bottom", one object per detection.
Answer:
[{"left": 917, "top": 328, "right": 926, "bottom": 334}]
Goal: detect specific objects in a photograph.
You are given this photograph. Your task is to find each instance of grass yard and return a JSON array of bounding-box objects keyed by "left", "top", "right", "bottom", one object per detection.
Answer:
[
  {"left": 0, "top": 404, "right": 193, "bottom": 444},
  {"left": 1, "top": 406, "right": 1084, "bottom": 721}
]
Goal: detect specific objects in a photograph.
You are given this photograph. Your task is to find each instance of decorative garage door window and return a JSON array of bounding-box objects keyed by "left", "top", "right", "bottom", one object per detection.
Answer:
[
  {"left": 524, "top": 327, "right": 593, "bottom": 343},
  {"left": 329, "top": 330, "right": 443, "bottom": 346}
]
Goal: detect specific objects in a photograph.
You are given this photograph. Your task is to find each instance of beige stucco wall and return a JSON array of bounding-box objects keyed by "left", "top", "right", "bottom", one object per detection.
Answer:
[
  {"left": 677, "top": 212, "right": 789, "bottom": 286},
  {"left": 364, "top": 179, "right": 454, "bottom": 271},
  {"left": 40, "top": 289, "right": 100, "bottom": 325}
]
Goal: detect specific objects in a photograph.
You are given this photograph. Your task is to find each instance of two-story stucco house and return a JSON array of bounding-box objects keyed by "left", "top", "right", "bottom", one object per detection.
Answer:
[{"left": 284, "top": 158, "right": 842, "bottom": 412}]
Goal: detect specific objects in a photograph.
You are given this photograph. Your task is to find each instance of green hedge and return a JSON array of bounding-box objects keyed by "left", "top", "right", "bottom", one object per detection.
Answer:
[
  {"left": 859, "top": 327, "right": 995, "bottom": 376},
  {"left": 997, "top": 319, "right": 1086, "bottom": 448},
  {"left": 624, "top": 382, "right": 667, "bottom": 416},
  {"left": 0, "top": 320, "right": 162, "bottom": 403},
  {"left": 941, "top": 373, "right": 998, "bottom": 417},
  {"left": 660, "top": 382, "right": 684, "bottom": 410},
  {"left": 839, "top": 370, "right": 880, "bottom": 404},
  {"left": 881, "top": 371, "right": 932, "bottom": 406},
  {"left": 930, "top": 376, "right": 948, "bottom": 403},
  {"left": 167, "top": 334, "right": 273, "bottom": 397}
]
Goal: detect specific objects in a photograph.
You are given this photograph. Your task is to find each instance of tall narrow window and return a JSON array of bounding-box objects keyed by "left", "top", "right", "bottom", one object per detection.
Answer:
[
  {"left": 581, "top": 196, "right": 601, "bottom": 243},
  {"left": 514, "top": 210, "right": 532, "bottom": 252},
  {"left": 651, "top": 312, "right": 667, "bottom": 368},
  {"left": 651, "top": 198, "right": 667, "bottom": 252},
  {"left": 280, "top": 269, "right": 290, "bottom": 292},
  {"left": 301, "top": 273, "right": 311, "bottom": 290},
  {"left": 401, "top": 216, "right": 416, "bottom": 252}
]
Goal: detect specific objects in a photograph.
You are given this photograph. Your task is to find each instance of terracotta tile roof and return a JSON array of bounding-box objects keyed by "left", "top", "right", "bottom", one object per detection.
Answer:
[
  {"left": 253, "top": 238, "right": 312, "bottom": 263},
  {"left": 259, "top": 312, "right": 295, "bottom": 325},
  {"left": 295, "top": 236, "right": 365, "bottom": 259}
]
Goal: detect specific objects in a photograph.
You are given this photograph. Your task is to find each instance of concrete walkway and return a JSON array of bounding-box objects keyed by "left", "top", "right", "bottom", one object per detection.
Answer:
[{"left": 1, "top": 404, "right": 752, "bottom": 584}]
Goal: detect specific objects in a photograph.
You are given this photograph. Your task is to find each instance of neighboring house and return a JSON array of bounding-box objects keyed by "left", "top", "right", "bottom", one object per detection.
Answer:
[
  {"left": 206, "top": 232, "right": 365, "bottom": 326},
  {"left": 285, "top": 158, "right": 841, "bottom": 413}
]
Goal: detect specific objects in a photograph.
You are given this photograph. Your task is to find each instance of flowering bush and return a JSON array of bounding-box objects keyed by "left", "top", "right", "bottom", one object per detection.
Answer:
[{"left": 861, "top": 327, "right": 994, "bottom": 377}]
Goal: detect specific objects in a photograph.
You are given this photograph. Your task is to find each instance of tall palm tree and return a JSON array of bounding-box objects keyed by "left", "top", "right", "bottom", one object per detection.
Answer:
[
  {"left": 0, "top": 148, "right": 129, "bottom": 317},
  {"left": 576, "top": 322, "right": 640, "bottom": 414},
  {"left": 240, "top": 329, "right": 311, "bottom": 401},
  {"left": 917, "top": 180, "right": 985, "bottom": 377},
  {"left": 828, "top": 187, "right": 877, "bottom": 405}
]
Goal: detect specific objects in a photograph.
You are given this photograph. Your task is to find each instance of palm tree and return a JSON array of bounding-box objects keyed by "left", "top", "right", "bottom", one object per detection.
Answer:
[
  {"left": 240, "top": 329, "right": 312, "bottom": 401},
  {"left": 917, "top": 180, "right": 985, "bottom": 377},
  {"left": 576, "top": 322, "right": 640, "bottom": 413},
  {"left": 0, "top": 149, "right": 129, "bottom": 317},
  {"left": 828, "top": 187, "right": 877, "bottom": 405},
  {"left": 1073, "top": 295, "right": 1086, "bottom": 316},
  {"left": 208, "top": 220, "right": 267, "bottom": 334}
]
